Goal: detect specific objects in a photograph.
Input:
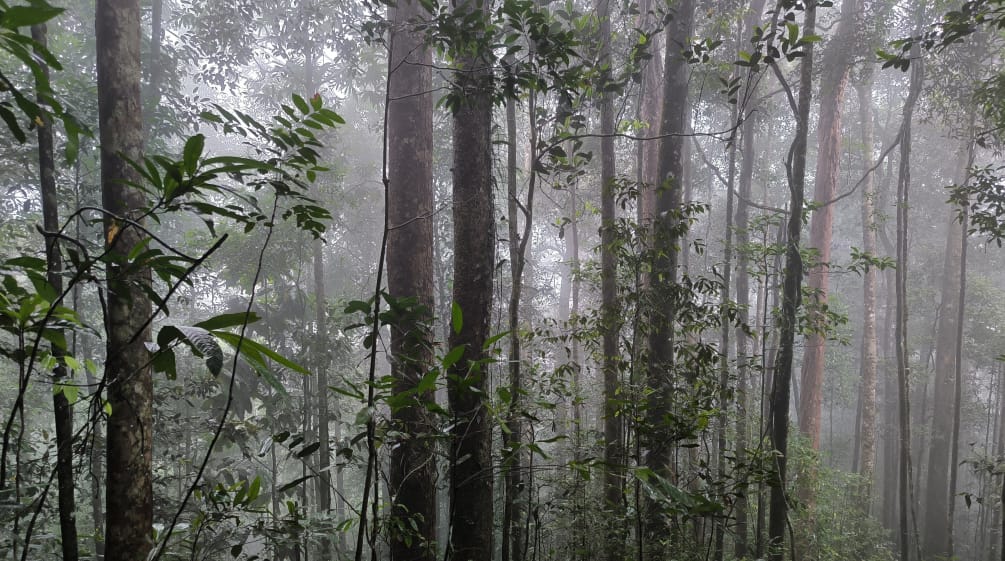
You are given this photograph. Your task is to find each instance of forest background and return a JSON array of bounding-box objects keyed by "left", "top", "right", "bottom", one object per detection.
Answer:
[{"left": 1, "top": 0, "right": 1005, "bottom": 560}]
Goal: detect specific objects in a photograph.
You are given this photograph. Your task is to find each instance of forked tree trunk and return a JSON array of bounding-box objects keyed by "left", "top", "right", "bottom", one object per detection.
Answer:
[
  {"left": 96, "top": 1, "right": 153, "bottom": 559},
  {"left": 447, "top": 0, "right": 495, "bottom": 558},
  {"left": 387, "top": 2, "right": 438, "bottom": 559}
]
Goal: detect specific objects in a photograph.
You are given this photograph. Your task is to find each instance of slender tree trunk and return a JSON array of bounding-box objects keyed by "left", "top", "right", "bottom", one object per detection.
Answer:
[
  {"left": 856, "top": 67, "right": 879, "bottom": 505},
  {"left": 447, "top": 0, "right": 495, "bottom": 557},
  {"left": 895, "top": 39, "right": 924, "bottom": 561},
  {"left": 598, "top": 1, "right": 623, "bottom": 559},
  {"left": 768, "top": 0, "right": 816, "bottom": 558},
  {"left": 387, "top": 2, "right": 438, "bottom": 558},
  {"left": 947, "top": 137, "right": 975, "bottom": 559},
  {"left": 645, "top": 0, "right": 694, "bottom": 556},
  {"left": 96, "top": 1, "right": 153, "bottom": 559},
  {"left": 797, "top": 0, "right": 859, "bottom": 451},
  {"left": 32, "top": 22, "right": 79, "bottom": 561}
]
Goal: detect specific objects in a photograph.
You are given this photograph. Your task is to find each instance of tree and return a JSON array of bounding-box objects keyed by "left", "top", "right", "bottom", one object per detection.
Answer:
[
  {"left": 447, "top": 0, "right": 495, "bottom": 558},
  {"left": 386, "top": 1, "right": 438, "bottom": 558},
  {"left": 95, "top": 0, "right": 153, "bottom": 559},
  {"left": 768, "top": 0, "right": 817, "bottom": 557},
  {"left": 797, "top": 0, "right": 860, "bottom": 452}
]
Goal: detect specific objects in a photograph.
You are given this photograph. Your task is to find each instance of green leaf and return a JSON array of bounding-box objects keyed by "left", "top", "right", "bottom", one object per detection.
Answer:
[
  {"left": 451, "top": 302, "right": 463, "bottom": 334},
  {"left": 296, "top": 441, "right": 321, "bottom": 458},
  {"left": 193, "top": 312, "right": 260, "bottom": 331},
  {"left": 212, "top": 330, "right": 310, "bottom": 376},
  {"left": 182, "top": 134, "right": 205, "bottom": 176},
  {"left": 292, "top": 94, "right": 310, "bottom": 114},
  {"left": 1, "top": 5, "right": 63, "bottom": 28},
  {"left": 442, "top": 345, "right": 465, "bottom": 370}
]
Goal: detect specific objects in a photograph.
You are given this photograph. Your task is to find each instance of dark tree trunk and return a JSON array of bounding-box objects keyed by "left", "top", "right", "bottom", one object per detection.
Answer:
[
  {"left": 644, "top": 0, "right": 694, "bottom": 556},
  {"left": 33, "top": 22, "right": 79, "bottom": 561},
  {"left": 387, "top": 2, "right": 438, "bottom": 559},
  {"left": 768, "top": 0, "right": 816, "bottom": 558},
  {"left": 894, "top": 39, "right": 924, "bottom": 561},
  {"left": 96, "top": 1, "right": 153, "bottom": 560},
  {"left": 598, "top": 0, "right": 623, "bottom": 559},
  {"left": 447, "top": 1, "right": 495, "bottom": 558}
]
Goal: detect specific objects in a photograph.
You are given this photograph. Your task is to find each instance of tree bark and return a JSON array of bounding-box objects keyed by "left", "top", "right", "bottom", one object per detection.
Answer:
[
  {"left": 768, "top": 0, "right": 816, "bottom": 557},
  {"left": 96, "top": 1, "right": 153, "bottom": 559},
  {"left": 894, "top": 39, "right": 924, "bottom": 561},
  {"left": 797, "top": 0, "right": 859, "bottom": 450},
  {"left": 923, "top": 139, "right": 971, "bottom": 560},
  {"left": 387, "top": 2, "right": 438, "bottom": 558},
  {"left": 598, "top": 1, "right": 623, "bottom": 559},
  {"left": 31, "top": 22, "right": 80, "bottom": 561},
  {"left": 644, "top": 0, "right": 694, "bottom": 556},
  {"left": 447, "top": 0, "right": 495, "bottom": 558}
]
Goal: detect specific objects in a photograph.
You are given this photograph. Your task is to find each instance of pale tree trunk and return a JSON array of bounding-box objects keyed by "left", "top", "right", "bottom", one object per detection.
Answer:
[
  {"left": 32, "top": 22, "right": 79, "bottom": 561},
  {"left": 923, "top": 139, "right": 971, "bottom": 560},
  {"left": 447, "top": 0, "right": 495, "bottom": 557},
  {"left": 96, "top": 1, "right": 153, "bottom": 559},
  {"left": 768, "top": 0, "right": 816, "bottom": 558},
  {"left": 597, "top": 0, "right": 623, "bottom": 559},
  {"left": 855, "top": 67, "right": 879, "bottom": 505},
  {"left": 645, "top": 0, "right": 694, "bottom": 556},
  {"left": 894, "top": 38, "right": 924, "bottom": 561},
  {"left": 797, "top": 0, "right": 859, "bottom": 451},
  {"left": 387, "top": 2, "right": 438, "bottom": 559}
]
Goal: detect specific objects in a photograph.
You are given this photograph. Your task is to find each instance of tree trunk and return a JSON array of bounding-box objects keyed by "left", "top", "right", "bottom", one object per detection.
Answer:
[
  {"left": 768, "top": 0, "right": 816, "bottom": 557},
  {"left": 895, "top": 39, "right": 924, "bottom": 561},
  {"left": 923, "top": 139, "right": 971, "bottom": 560},
  {"left": 96, "top": 1, "right": 153, "bottom": 559},
  {"left": 645, "top": 0, "right": 694, "bottom": 556},
  {"left": 387, "top": 2, "right": 438, "bottom": 558},
  {"left": 32, "top": 22, "right": 79, "bottom": 561},
  {"left": 598, "top": 1, "right": 623, "bottom": 559},
  {"left": 855, "top": 66, "right": 879, "bottom": 505},
  {"left": 797, "top": 0, "right": 859, "bottom": 450},
  {"left": 447, "top": 0, "right": 495, "bottom": 557}
]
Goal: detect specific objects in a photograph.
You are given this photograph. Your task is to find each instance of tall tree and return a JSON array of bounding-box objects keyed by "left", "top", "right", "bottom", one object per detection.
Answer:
[
  {"left": 597, "top": 1, "right": 623, "bottom": 560},
  {"left": 855, "top": 65, "right": 879, "bottom": 504},
  {"left": 768, "top": 0, "right": 816, "bottom": 557},
  {"left": 33, "top": 21, "right": 79, "bottom": 561},
  {"left": 96, "top": 0, "right": 153, "bottom": 560},
  {"left": 922, "top": 138, "right": 972, "bottom": 559},
  {"left": 387, "top": 1, "right": 438, "bottom": 558},
  {"left": 645, "top": 0, "right": 694, "bottom": 556},
  {"left": 797, "top": 0, "right": 860, "bottom": 450},
  {"left": 447, "top": 0, "right": 495, "bottom": 558}
]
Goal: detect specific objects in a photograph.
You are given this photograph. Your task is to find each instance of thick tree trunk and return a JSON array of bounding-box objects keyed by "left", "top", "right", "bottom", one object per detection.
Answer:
[
  {"left": 923, "top": 140, "right": 971, "bottom": 560},
  {"left": 644, "top": 0, "right": 694, "bottom": 556},
  {"left": 447, "top": 1, "right": 495, "bottom": 558},
  {"left": 768, "top": 1, "right": 816, "bottom": 558},
  {"left": 797, "top": 0, "right": 859, "bottom": 450},
  {"left": 32, "top": 22, "right": 79, "bottom": 561},
  {"left": 855, "top": 68, "right": 879, "bottom": 505},
  {"left": 96, "top": 1, "right": 153, "bottom": 560},
  {"left": 387, "top": 2, "right": 438, "bottom": 559}
]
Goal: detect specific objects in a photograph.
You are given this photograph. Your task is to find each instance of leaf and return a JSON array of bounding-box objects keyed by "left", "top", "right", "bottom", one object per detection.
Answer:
[
  {"left": 182, "top": 134, "right": 205, "bottom": 176},
  {"left": 157, "top": 325, "right": 224, "bottom": 376},
  {"left": 296, "top": 441, "right": 321, "bottom": 458},
  {"left": 1, "top": 5, "right": 63, "bottom": 28},
  {"left": 451, "top": 302, "right": 463, "bottom": 334},
  {"left": 193, "top": 312, "right": 260, "bottom": 331},
  {"left": 442, "top": 345, "right": 465, "bottom": 370},
  {"left": 292, "top": 94, "right": 310, "bottom": 114},
  {"left": 212, "top": 330, "right": 311, "bottom": 375}
]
